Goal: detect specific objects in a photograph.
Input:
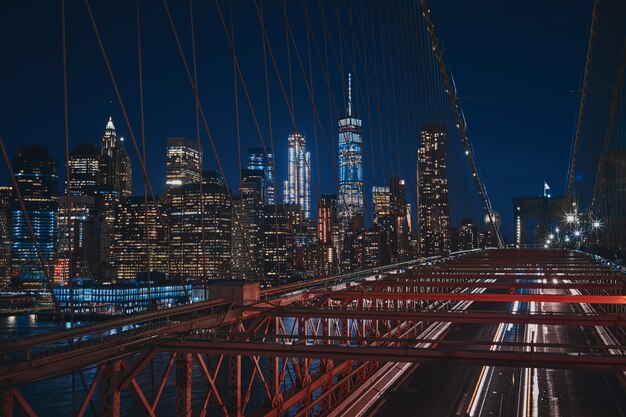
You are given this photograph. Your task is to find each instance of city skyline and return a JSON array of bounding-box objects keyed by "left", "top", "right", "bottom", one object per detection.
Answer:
[
  {"left": 1, "top": 2, "right": 625, "bottom": 417},
  {"left": 0, "top": 1, "right": 594, "bottom": 241}
]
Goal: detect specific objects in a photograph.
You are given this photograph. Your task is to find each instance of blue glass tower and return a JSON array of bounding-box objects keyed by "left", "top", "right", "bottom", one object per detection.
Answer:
[
  {"left": 11, "top": 145, "right": 59, "bottom": 286},
  {"left": 338, "top": 73, "right": 363, "bottom": 226},
  {"left": 247, "top": 147, "right": 275, "bottom": 205}
]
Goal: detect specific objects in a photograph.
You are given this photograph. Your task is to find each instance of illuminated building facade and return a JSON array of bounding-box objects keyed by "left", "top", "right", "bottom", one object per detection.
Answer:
[
  {"left": 232, "top": 169, "right": 264, "bottom": 279},
  {"left": 373, "top": 186, "right": 391, "bottom": 228},
  {"left": 317, "top": 194, "right": 337, "bottom": 244},
  {"left": 169, "top": 177, "right": 232, "bottom": 281},
  {"left": 248, "top": 147, "right": 274, "bottom": 204},
  {"left": 166, "top": 137, "right": 202, "bottom": 190},
  {"left": 338, "top": 73, "right": 363, "bottom": 227},
  {"left": 283, "top": 134, "right": 311, "bottom": 219},
  {"left": 99, "top": 117, "right": 132, "bottom": 198},
  {"left": 111, "top": 197, "right": 167, "bottom": 281},
  {"left": 11, "top": 145, "right": 59, "bottom": 286},
  {"left": 417, "top": 124, "right": 450, "bottom": 256},
  {"left": 261, "top": 204, "right": 295, "bottom": 285},
  {"left": 389, "top": 178, "right": 410, "bottom": 262},
  {"left": 57, "top": 195, "right": 95, "bottom": 282},
  {"left": 67, "top": 144, "right": 99, "bottom": 197},
  {"left": 97, "top": 118, "right": 132, "bottom": 232},
  {"left": 0, "top": 186, "right": 12, "bottom": 289},
  {"left": 54, "top": 278, "right": 190, "bottom": 315}
]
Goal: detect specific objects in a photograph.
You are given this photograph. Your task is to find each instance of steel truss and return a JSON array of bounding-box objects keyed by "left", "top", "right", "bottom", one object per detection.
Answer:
[{"left": 1, "top": 249, "right": 625, "bottom": 417}]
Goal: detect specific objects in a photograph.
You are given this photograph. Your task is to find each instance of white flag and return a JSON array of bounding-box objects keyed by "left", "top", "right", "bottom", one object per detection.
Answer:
[{"left": 544, "top": 182, "right": 550, "bottom": 191}]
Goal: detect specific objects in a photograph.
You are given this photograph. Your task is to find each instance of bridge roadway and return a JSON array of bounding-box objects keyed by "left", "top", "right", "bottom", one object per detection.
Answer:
[{"left": 0, "top": 249, "right": 625, "bottom": 417}]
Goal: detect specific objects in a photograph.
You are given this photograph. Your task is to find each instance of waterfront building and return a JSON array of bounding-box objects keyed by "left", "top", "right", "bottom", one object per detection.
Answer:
[{"left": 54, "top": 277, "right": 190, "bottom": 315}]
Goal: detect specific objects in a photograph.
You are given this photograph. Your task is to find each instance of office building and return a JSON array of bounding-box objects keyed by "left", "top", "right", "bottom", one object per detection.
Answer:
[
  {"left": 417, "top": 124, "right": 450, "bottom": 256},
  {"left": 111, "top": 197, "right": 168, "bottom": 280},
  {"left": 67, "top": 143, "right": 100, "bottom": 197},
  {"left": 283, "top": 133, "right": 311, "bottom": 219},
  {"left": 338, "top": 73, "right": 364, "bottom": 227},
  {"left": 10, "top": 145, "right": 59, "bottom": 286},
  {"left": 261, "top": 204, "right": 295, "bottom": 285},
  {"left": 248, "top": 147, "right": 275, "bottom": 204},
  {"left": 231, "top": 169, "right": 264, "bottom": 279},
  {"left": 166, "top": 137, "right": 202, "bottom": 190},
  {"left": 169, "top": 175, "right": 232, "bottom": 281},
  {"left": 317, "top": 194, "right": 337, "bottom": 244}
]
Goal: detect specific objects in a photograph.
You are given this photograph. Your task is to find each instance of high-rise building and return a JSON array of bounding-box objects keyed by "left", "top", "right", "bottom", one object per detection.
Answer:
[
  {"left": 372, "top": 185, "right": 392, "bottom": 264},
  {"left": 56, "top": 195, "right": 96, "bottom": 282},
  {"left": 111, "top": 197, "right": 167, "bottom": 280},
  {"left": 10, "top": 145, "right": 58, "bottom": 286},
  {"left": 390, "top": 178, "right": 410, "bottom": 262},
  {"left": 317, "top": 194, "right": 337, "bottom": 244},
  {"left": 417, "top": 124, "right": 450, "bottom": 256},
  {"left": 166, "top": 137, "right": 202, "bottom": 190},
  {"left": 231, "top": 169, "right": 264, "bottom": 279},
  {"left": 283, "top": 133, "right": 311, "bottom": 219},
  {"left": 261, "top": 204, "right": 295, "bottom": 285},
  {"left": 0, "top": 186, "right": 12, "bottom": 289},
  {"left": 372, "top": 186, "right": 391, "bottom": 228},
  {"left": 248, "top": 147, "right": 274, "bottom": 204},
  {"left": 169, "top": 175, "right": 232, "bottom": 281},
  {"left": 99, "top": 117, "right": 132, "bottom": 198},
  {"left": 338, "top": 73, "right": 364, "bottom": 227},
  {"left": 67, "top": 144, "right": 100, "bottom": 197}
]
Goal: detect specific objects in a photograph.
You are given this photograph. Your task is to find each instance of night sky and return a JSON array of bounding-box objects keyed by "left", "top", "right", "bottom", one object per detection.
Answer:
[{"left": 0, "top": 0, "right": 593, "bottom": 241}]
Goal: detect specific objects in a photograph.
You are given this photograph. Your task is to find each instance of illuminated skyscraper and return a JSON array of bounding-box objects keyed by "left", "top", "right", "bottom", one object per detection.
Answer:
[
  {"left": 57, "top": 195, "right": 95, "bottom": 282},
  {"left": 232, "top": 169, "right": 264, "bottom": 279},
  {"left": 99, "top": 117, "right": 132, "bottom": 198},
  {"left": 372, "top": 186, "right": 391, "bottom": 229},
  {"left": 417, "top": 124, "right": 450, "bottom": 256},
  {"left": 248, "top": 147, "right": 274, "bottom": 204},
  {"left": 67, "top": 144, "right": 99, "bottom": 197},
  {"left": 317, "top": 194, "right": 337, "bottom": 244},
  {"left": 338, "top": 73, "right": 363, "bottom": 227},
  {"left": 389, "top": 178, "right": 410, "bottom": 262},
  {"left": 261, "top": 204, "right": 295, "bottom": 285},
  {"left": 111, "top": 197, "right": 167, "bottom": 280},
  {"left": 283, "top": 133, "right": 311, "bottom": 219},
  {"left": 166, "top": 137, "right": 202, "bottom": 190},
  {"left": 169, "top": 174, "right": 231, "bottom": 281},
  {"left": 10, "top": 145, "right": 58, "bottom": 286}
]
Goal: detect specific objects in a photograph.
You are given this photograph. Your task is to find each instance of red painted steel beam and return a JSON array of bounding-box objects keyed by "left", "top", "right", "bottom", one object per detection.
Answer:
[
  {"left": 368, "top": 282, "right": 625, "bottom": 291},
  {"left": 399, "top": 274, "right": 622, "bottom": 281},
  {"left": 325, "top": 291, "right": 626, "bottom": 304},
  {"left": 157, "top": 341, "right": 626, "bottom": 370},
  {"left": 257, "top": 308, "right": 626, "bottom": 327}
]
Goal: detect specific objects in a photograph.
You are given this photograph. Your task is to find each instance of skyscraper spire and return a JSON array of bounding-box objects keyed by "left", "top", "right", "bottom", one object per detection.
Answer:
[
  {"left": 347, "top": 73, "right": 352, "bottom": 116},
  {"left": 105, "top": 116, "right": 116, "bottom": 135}
]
